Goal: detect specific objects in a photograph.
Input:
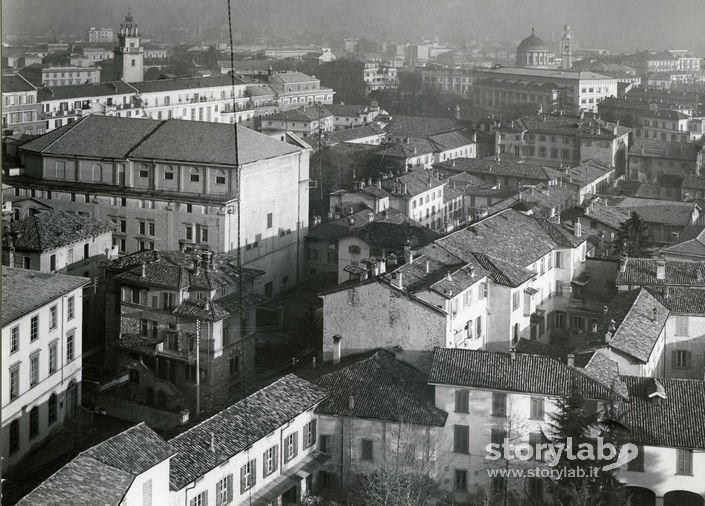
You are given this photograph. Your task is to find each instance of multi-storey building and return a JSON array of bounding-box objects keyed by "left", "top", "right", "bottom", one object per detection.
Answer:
[
  {"left": 361, "top": 60, "right": 398, "bottom": 93},
  {"left": 420, "top": 68, "right": 473, "bottom": 95},
  {"left": 268, "top": 72, "right": 335, "bottom": 111},
  {"left": 1, "top": 267, "right": 89, "bottom": 469},
  {"left": 473, "top": 77, "right": 562, "bottom": 115},
  {"left": 496, "top": 113, "right": 631, "bottom": 172},
  {"left": 473, "top": 66, "right": 620, "bottom": 113},
  {"left": 87, "top": 26, "right": 114, "bottom": 43},
  {"left": 28, "top": 65, "right": 102, "bottom": 87},
  {"left": 113, "top": 12, "right": 144, "bottom": 83},
  {"left": 516, "top": 28, "right": 551, "bottom": 68},
  {"left": 628, "top": 140, "right": 704, "bottom": 183},
  {"left": 261, "top": 104, "right": 334, "bottom": 138},
  {"left": 82, "top": 46, "right": 114, "bottom": 64},
  {"left": 1, "top": 75, "right": 44, "bottom": 135},
  {"left": 4, "top": 115, "right": 311, "bottom": 297}
]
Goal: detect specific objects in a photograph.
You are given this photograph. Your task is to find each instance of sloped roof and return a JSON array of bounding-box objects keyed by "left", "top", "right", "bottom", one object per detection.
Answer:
[
  {"left": 2, "top": 74, "right": 36, "bottom": 93},
  {"left": 616, "top": 258, "right": 705, "bottom": 286},
  {"left": 435, "top": 157, "right": 562, "bottom": 182},
  {"left": 604, "top": 288, "right": 669, "bottom": 363},
  {"left": 646, "top": 286, "right": 705, "bottom": 315},
  {"left": 36, "top": 80, "right": 136, "bottom": 101},
  {"left": 270, "top": 71, "right": 319, "bottom": 84},
  {"left": 429, "top": 348, "right": 615, "bottom": 400},
  {"left": 168, "top": 374, "right": 327, "bottom": 490},
  {"left": 310, "top": 350, "right": 447, "bottom": 426},
  {"left": 267, "top": 104, "right": 333, "bottom": 122},
  {"left": 131, "top": 75, "right": 246, "bottom": 93},
  {"left": 7, "top": 210, "right": 114, "bottom": 252},
  {"left": 18, "top": 423, "right": 173, "bottom": 506},
  {"left": 384, "top": 115, "right": 461, "bottom": 139},
  {"left": 629, "top": 139, "right": 701, "bottom": 161},
  {"left": 21, "top": 116, "right": 301, "bottom": 166},
  {"left": 661, "top": 226, "right": 705, "bottom": 258},
  {"left": 2, "top": 267, "right": 89, "bottom": 325},
  {"left": 618, "top": 376, "right": 705, "bottom": 449},
  {"left": 307, "top": 207, "right": 406, "bottom": 242}
]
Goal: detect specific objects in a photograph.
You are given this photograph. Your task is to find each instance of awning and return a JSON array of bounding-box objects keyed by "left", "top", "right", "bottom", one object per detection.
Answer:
[{"left": 248, "top": 452, "right": 331, "bottom": 506}]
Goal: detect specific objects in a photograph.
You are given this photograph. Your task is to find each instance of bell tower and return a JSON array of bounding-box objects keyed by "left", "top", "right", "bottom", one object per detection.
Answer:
[
  {"left": 114, "top": 10, "right": 144, "bottom": 82},
  {"left": 561, "top": 24, "right": 573, "bottom": 70}
]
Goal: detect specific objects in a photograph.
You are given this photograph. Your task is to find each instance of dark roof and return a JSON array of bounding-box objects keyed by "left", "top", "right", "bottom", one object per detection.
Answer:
[
  {"left": 604, "top": 288, "right": 669, "bottom": 362},
  {"left": 324, "top": 103, "right": 369, "bottom": 116},
  {"left": 564, "top": 159, "right": 614, "bottom": 187},
  {"left": 661, "top": 226, "right": 705, "bottom": 258},
  {"left": 168, "top": 374, "right": 327, "bottom": 490},
  {"left": 7, "top": 210, "right": 114, "bottom": 252},
  {"left": 2, "top": 74, "right": 36, "bottom": 92},
  {"left": 36, "top": 80, "right": 136, "bottom": 101},
  {"left": 325, "top": 124, "right": 386, "bottom": 144},
  {"left": 2, "top": 267, "right": 89, "bottom": 325},
  {"left": 18, "top": 423, "right": 172, "bottom": 506},
  {"left": 584, "top": 203, "right": 630, "bottom": 230},
  {"left": 647, "top": 286, "right": 705, "bottom": 315},
  {"left": 581, "top": 349, "right": 629, "bottom": 399},
  {"left": 307, "top": 207, "right": 407, "bottom": 242},
  {"left": 267, "top": 104, "right": 333, "bottom": 122},
  {"left": 309, "top": 350, "right": 447, "bottom": 426},
  {"left": 435, "top": 157, "right": 562, "bottom": 182},
  {"left": 428, "top": 348, "right": 615, "bottom": 400},
  {"left": 384, "top": 115, "right": 461, "bottom": 139},
  {"left": 131, "top": 75, "right": 246, "bottom": 93},
  {"left": 682, "top": 174, "right": 705, "bottom": 190},
  {"left": 517, "top": 30, "right": 548, "bottom": 51},
  {"left": 616, "top": 258, "right": 705, "bottom": 287},
  {"left": 629, "top": 139, "right": 701, "bottom": 161},
  {"left": 615, "top": 198, "right": 698, "bottom": 227},
  {"left": 505, "top": 114, "right": 630, "bottom": 138},
  {"left": 514, "top": 338, "right": 571, "bottom": 362},
  {"left": 353, "top": 220, "right": 439, "bottom": 251},
  {"left": 618, "top": 376, "right": 705, "bottom": 449},
  {"left": 21, "top": 115, "right": 301, "bottom": 165}
]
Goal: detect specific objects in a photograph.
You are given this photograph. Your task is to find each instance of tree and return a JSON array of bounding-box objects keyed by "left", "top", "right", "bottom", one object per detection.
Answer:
[
  {"left": 615, "top": 211, "right": 653, "bottom": 257},
  {"left": 543, "top": 388, "right": 627, "bottom": 506}
]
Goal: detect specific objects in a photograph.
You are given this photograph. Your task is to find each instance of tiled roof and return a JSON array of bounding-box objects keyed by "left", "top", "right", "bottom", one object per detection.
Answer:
[
  {"left": 604, "top": 288, "right": 669, "bottom": 363},
  {"left": 384, "top": 115, "right": 461, "bottom": 139},
  {"left": 617, "top": 376, "right": 705, "bottom": 449},
  {"left": 581, "top": 349, "right": 629, "bottom": 399},
  {"left": 18, "top": 423, "right": 173, "bottom": 506},
  {"left": 36, "top": 80, "right": 136, "bottom": 101},
  {"left": 131, "top": 75, "right": 246, "bottom": 93},
  {"left": 309, "top": 350, "right": 447, "bottom": 426},
  {"left": 508, "top": 114, "right": 630, "bottom": 139},
  {"left": 474, "top": 77, "right": 560, "bottom": 91},
  {"left": 307, "top": 207, "right": 406, "bottom": 242},
  {"left": 375, "top": 138, "right": 435, "bottom": 158},
  {"left": 21, "top": 115, "right": 301, "bottom": 166},
  {"left": 324, "top": 103, "right": 368, "bottom": 116},
  {"left": 584, "top": 203, "right": 630, "bottom": 230},
  {"left": 514, "top": 338, "right": 571, "bottom": 362},
  {"left": 564, "top": 159, "right": 614, "bottom": 187},
  {"left": 428, "top": 130, "right": 474, "bottom": 151},
  {"left": 2, "top": 267, "right": 89, "bottom": 325},
  {"left": 615, "top": 199, "right": 698, "bottom": 227},
  {"left": 616, "top": 258, "right": 705, "bottom": 286},
  {"left": 270, "top": 72, "right": 319, "bottom": 84},
  {"left": 7, "top": 210, "right": 114, "bottom": 252},
  {"left": 646, "top": 286, "right": 705, "bottom": 315},
  {"left": 2, "top": 74, "right": 36, "bottom": 93},
  {"left": 379, "top": 168, "right": 445, "bottom": 197},
  {"left": 661, "top": 226, "right": 705, "bottom": 257},
  {"left": 267, "top": 104, "right": 333, "bottom": 122},
  {"left": 435, "top": 209, "right": 557, "bottom": 286},
  {"left": 353, "top": 220, "right": 439, "bottom": 252},
  {"left": 435, "top": 157, "right": 562, "bottom": 182},
  {"left": 682, "top": 174, "right": 705, "bottom": 190},
  {"left": 428, "top": 348, "right": 616, "bottom": 400},
  {"left": 168, "top": 374, "right": 327, "bottom": 490},
  {"left": 324, "top": 124, "right": 385, "bottom": 144},
  {"left": 629, "top": 139, "right": 701, "bottom": 161}
]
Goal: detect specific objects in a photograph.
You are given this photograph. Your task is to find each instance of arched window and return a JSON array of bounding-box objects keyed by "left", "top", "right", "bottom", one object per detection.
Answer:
[
  {"left": 48, "top": 393, "right": 58, "bottom": 424},
  {"left": 9, "top": 420, "right": 19, "bottom": 454},
  {"left": 91, "top": 163, "right": 102, "bottom": 182},
  {"left": 29, "top": 406, "right": 39, "bottom": 439}
]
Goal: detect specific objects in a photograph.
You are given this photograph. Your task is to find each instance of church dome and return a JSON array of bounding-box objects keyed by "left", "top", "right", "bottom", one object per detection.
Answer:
[{"left": 517, "top": 28, "right": 548, "bottom": 51}]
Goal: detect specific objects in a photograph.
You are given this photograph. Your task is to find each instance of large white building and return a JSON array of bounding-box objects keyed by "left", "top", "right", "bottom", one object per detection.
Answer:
[
  {"left": 1, "top": 267, "right": 89, "bottom": 469},
  {"left": 4, "top": 115, "right": 312, "bottom": 297}
]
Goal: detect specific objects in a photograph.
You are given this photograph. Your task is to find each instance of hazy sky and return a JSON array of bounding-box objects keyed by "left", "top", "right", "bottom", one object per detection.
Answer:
[{"left": 3, "top": 0, "right": 704, "bottom": 53}]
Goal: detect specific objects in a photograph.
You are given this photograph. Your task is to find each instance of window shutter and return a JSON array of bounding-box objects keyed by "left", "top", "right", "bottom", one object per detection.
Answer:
[
  {"left": 273, "top": 445, "right": 279, "bottom": 471},
  {"left": 685, "top": 351, "right": 691, "bottom": 368},
  {"left": 263, "top": 450, "right": 267, "bottom": 477},
  {"left": 293, "top": 433, "right": 298, "bottom": 458},
  {"left": 240, "top": 466, "right": 246, "bottom": 494},
  {"left": 312, "top": 420, "right": 317, "bottom": 448},
  {"left": 203, "top": 491, "right": 208, "bottom": 506},
  {"left": 672, "top": 350, "right": 678, "bottom": 368},
  {"left": 251, "top": 460, "right": 256, "bottom": 487},
  {"left": 215, "top": 482, "right": 222, "bottom": 506},
  {"left": 226, "top": 475, "right": 233, "bottom": 502},
  {"left": 190, "top": 498, "right": 196, "bottom": 506}
]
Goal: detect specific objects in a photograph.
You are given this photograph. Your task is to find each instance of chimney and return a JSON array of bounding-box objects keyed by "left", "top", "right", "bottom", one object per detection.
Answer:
[
  {"left": 619, "top": 254, "right": 628, "bottom": 273},
  {"left": 567, "top": 354, "right": 575, "bottom": 367},
  {"left": 574, "top": 219, "right": 582, "bottom": 238},
  {"left": 210, "top": 432, "right": 216, "bottom": 453},
  {"left": 348, "top": 395, "right": 355, "bottom": 410},
  {"left": 368, "top": 212, "right": 374, "bottom": 222},
  {"left": 656, "top": 259, "right": 666, "bottom": 280},
  {"left": 404, "top": 243, "right": 413, "bottom": 264},
  {"left": 376, "top": 179, "right": 382, "bottom": 189},
  {"left": 606, "top": 319, "right": 616, "bottom": 343},
  {"left": 652, "top": 307, "right": 658, "bottom": 322},
  {"left": 425, "top": 260, "right": 430, "bottom": 273},
  {"left": 141, "top": 262, "right": 147, "bottom": 278},
  {"left": 332, "top": 334, "right": 343, "bottom": 364},
  {"left": 510, "top": 348, "right": 516, "bottom": 360}
]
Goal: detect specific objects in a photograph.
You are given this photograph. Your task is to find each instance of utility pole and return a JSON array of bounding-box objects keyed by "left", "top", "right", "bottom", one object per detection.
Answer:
[{"left": 195, "top": 319, "right": 201, "bottom": 417}]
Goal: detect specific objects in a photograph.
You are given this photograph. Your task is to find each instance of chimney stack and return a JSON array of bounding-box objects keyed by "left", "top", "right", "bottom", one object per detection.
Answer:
[
  {"left": 348, "top": 395, "right": 355, "bottom": 410},
  {"left": 652, "top": 307, "right": 658, "bottom": 322},
  {"left": 141, "top": 262, "right": 147, "bottom": 278},
  {"left": 567, "top": 354, "right": 575, "bottom": 367},
  {"left": 210, "top": 432, "right": 216, "bottom": 453},
  {"left": 404, "top": 243, "right": 413, "bottom": 264},
  {"left": 425, "top": 260, "right": 430, "bottom": 273},
  {"left": 619, "top": 253, "right": 628, "bottom": 273},
  {"left": 574, "top": 219, "right": 582, "bottom": 238},
  {"left": 656, "top": 259, "right": 666, "bottom": 280},
  {"left": 332, "top": 335, "right": 342, "bottom": 364},
  {"left": 510, "top": 348, "right": 516, "bottom": 360}
]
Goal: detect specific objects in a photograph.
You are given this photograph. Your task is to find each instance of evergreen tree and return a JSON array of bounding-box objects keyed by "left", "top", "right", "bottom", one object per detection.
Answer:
[
  {"left": 615, "top": 211, "right": 652, "bottom": 257},
  {"left": 543, "top": 387, "right": 627, "bottom": 506}
]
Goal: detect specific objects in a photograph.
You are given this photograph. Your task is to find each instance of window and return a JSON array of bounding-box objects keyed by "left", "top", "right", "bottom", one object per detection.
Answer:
[
  {"left": 677, "top": 449, "right": 693, "bottom": 475},
  {"left": 190, "top": 173, "right": 200, "bottom": 183},
  {"left": 512, "top": 291, "right": 520, "bottom": 311},
  {"left": 348, "top": 245, "right": 361, "bottom": 254},
  {"left": 216, "top": 474, "right": 233, "bottom": 505},
  {"left": 304, "top": 419, "right": 317, "bottom": 449},
  {"left": 30, "top": 315, "right": 39, "bottom": 341},
  {"left": 240, "top": 459, "right": 256, "bottom": 493},
  {"left": 143, "top": 479, "right": 153, "bottom": 506},
  {"left": 476, "top": 316, "right": 482, "bottom": 337},
  {"left": 10, "top": 326, "right": 19, "bottom": 353},
  {"left": 284, "top": 432, "right": 298, "bottom": 462},
  {"left": 555, "top": 311, "right": 566, "bottom": 330},
  {"left": 216, "top": 175, "right": 226, "bottom": 185},
  {"left": 491, "top": 428, "right": 507, "bottom": 452},
  {"left": 50, "top": 254, "right": 56, "bottom": 271},
  {"left": 165, "top": 171, "right": 174, "bottom": 180},
  {"left": 492, "top": 392, "right": 506, "bottom": 417},
  {"left": 9, "top": 420, "right": 19, "bottom": 454},
  {"left": 67, "top": 330, "right": 75, "bottom": 361},
  {"left": 48, "top": 305, "right": 58, "bottom": 330},
  {"left": 263, "top": 446, "right": 279, "bottom": 477},
  {"left": 120, "top": 198, "right": 127, "bottom": 207},
  {"left": 320, "top": 435, "right": 331, "bottom": 454},
  {"left": 529, "top": 432, "right": 544, "bottom": 461},
  {"left": 10, "top": 366, "right": 20, "bottom": 400},
  {"left": 266, "top": 213, "right": 273, "bottom": 229},
  {"left": 67, "top": 296, "right": 75, "bottom": 320},
  {"left": 454, "top": 390, "right": 469, "bottom": 413},
  {"left": 361, "top": 439, "right": 374, "bottom": 461},
  {"left": 627, "top": 445, "right": 644, "bottom": 471},
  {"left": 673, "top": 350, "right": 690, "bottom": 369},
  {"left": 29, "top": 406, "right": 39, "bottom": 438},
  {"left": 555, "top": 251, "right": 562, "bottom": 268},
  {"left": 530, "top": 397, "right": 544, "bottom": 420},
  {"left": 30, "top": 353, "right": 39, "bottom": 387},
  {"left": 186, "top": 225, "right": 193, "bottom": 241},
  {"left": 264, "top": 282, "right": 273, "bottom": 298},
  {"left": 453, "top": 425, "right": 470, "bottom": 453},
  {"left": 675, "top": 316, "right": 689, "bottom": 336},
  {"left": 454, "top": 469, "right": 468, "bottom": 491},
  {"left": 190, "top": 491, "right": 207, "bottom": 506},
  {"left": 23, "top": 257, "right": 31, "bottom": 269}
]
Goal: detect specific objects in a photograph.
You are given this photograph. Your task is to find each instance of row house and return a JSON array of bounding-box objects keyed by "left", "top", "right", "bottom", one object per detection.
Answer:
[
  {"left": 268, "top": 72, "right": 335, "bottom": 111},
  {"left": 628, "top": 140, "right": 704, "bottom": 183},
  {"left": 1, "top": 74, "right": 45, "bottom": 135},
  {"left": 496, "top": 113, "right": 631, "bottom": 173},
  {"left": 261, "top": 104, "right": 334, "bottom": 139},
  {"left": 661, "top": 224, "right": 705, "bottom": 261},
  {"left": 321, "top": 209, "right": 591, "bottom": 360},
  {"left": 420, "top": 68, "right": 473, "bottom": 95},
  {"left": 637, "top": 109, "right": 696, "bottom": 143},
  {"left": 4, "top": 115, "right": 311, "bottom": 297},
  {"left": 473, "top": 78, "right": 562, "bottom": 116},
  {"left": 324, "top": 102, "right": 389, "bottom": 130},
  {"left": 1, "top": 268, "right": 88, "bottom": 470},
  {"left": 435, "top": 156, "right": 563, "bottom": 190},
  {"left": 19, "top": 375, "right": 330, "bottom": 506},
  {"left": 373, "top": 131, "right": 477, "bottom": 172}
]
